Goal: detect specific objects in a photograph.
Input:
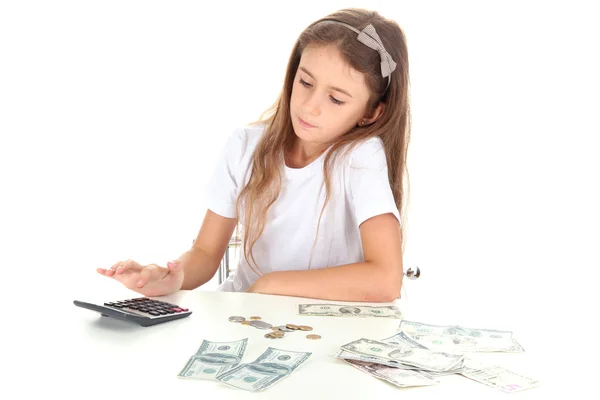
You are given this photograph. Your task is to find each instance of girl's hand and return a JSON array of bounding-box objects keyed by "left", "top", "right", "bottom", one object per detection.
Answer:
[{"left": 97, "top": 259, "right": 185, "bottom": 297}]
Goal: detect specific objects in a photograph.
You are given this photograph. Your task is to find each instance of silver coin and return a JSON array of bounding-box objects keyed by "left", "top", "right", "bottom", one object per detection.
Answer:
[
  {"left": 228, "top": 316, "right": 245, "bottom": 323},
  {"left": 250, "top": 320, "right": 273, "bottom": 330},
  {"left": 277, "top": 325, "right": 295, "bottom": 332}
]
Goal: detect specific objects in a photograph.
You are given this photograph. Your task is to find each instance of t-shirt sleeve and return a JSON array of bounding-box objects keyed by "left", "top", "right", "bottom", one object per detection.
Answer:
[
  {"left": 347, "top": 138, "right": 401, "bottom": 227},
  {"left": 204, "top": 127, "right": 248, "bottom": 219}
]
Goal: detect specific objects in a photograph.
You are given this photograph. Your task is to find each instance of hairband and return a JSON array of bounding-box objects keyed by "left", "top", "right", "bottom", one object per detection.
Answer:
[{"left": 318, "top": 19, "right": 397, "bottom": 90}]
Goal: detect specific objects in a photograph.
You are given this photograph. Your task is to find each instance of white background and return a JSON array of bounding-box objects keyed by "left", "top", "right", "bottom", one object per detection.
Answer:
[{"left": 1, "top": 0, "right": 599, "bottom": 392}]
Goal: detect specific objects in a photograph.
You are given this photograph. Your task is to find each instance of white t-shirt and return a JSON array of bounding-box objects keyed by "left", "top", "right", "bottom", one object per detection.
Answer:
[{"left": 204, "top": 124, "right": 401, "bottom": 292}]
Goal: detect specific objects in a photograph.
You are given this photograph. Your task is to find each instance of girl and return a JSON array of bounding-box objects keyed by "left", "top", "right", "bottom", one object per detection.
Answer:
[{"left": 97, "top": 8, "right": 411, "bottom": 302}]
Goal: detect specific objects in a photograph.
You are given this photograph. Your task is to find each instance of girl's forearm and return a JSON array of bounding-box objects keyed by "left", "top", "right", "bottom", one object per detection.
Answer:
[
  {"left": 251, "top": 261, "right": 403, "bottom": 302},
  {"left": 176, "top": 247, "right": 222, "bottom": 290}
]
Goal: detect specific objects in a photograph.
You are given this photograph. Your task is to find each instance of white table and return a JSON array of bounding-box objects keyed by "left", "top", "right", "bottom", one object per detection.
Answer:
[{"left": 16, "top": 286, "right": 563, "bottom": 399}]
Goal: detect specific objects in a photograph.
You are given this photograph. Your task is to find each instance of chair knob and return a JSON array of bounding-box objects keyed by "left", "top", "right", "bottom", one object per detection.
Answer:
[{"left": 404, "top": 266, "right": 420, "bottom": 280}]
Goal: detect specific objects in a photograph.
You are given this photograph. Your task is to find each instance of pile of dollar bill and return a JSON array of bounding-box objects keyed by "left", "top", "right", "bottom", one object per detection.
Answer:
[
  {"left": 178, "top": 338, "right": 311, "bottom": 392},
  {"left": 337, "top": 320, "right": 540, "bottom": 393}
]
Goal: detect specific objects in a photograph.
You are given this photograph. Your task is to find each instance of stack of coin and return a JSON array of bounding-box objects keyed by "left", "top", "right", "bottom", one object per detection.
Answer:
[{"left": 264, "top": 331, "right": 285, "bottom": 339}]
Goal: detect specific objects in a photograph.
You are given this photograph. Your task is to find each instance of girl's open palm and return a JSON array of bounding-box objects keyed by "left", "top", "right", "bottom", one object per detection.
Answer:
[{"left": 97, "top": 259, "right": 184, "bottom": 297}]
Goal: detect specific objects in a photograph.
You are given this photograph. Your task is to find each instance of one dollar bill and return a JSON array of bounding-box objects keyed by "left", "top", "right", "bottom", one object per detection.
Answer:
[
  {"left": 216, "top": 347, "right": 311, "bottom": 391},
  {"left": 344, "top": 359, "right": 439, "bottom": 388},
  {"left": 299, "top": 304, "right": 402, "bottom": 318},
  {"left": 407, "top": 333, "right": 525, "bottom": 354},
  {"left": 399, "top": 320, "right": 513, "bottom": 340},
  {"left": 177, "top": 338, "right": 248, "bottom": 380},
  {"left": 341, "top": 338, "right": 464, "bottom": 372},
  {"left": 459, "top": 359, "right": 540, "bottom": 393}
]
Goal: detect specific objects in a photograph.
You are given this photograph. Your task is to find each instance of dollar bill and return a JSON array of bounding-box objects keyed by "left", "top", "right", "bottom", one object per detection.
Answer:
[
  {"left": 216, "top": 347, "right": 311, "bottom": 391},
  {"left": 380, "top": 331, "right": 429, "bottom": 349},
  {"left": 407, "top": 333, "right": 525, "bottom": 354},
  {"left": 344, "top": 359, "right": 439, "bottom": 388},
  {"left": 340, "top": 338, "right": 464, "bottom": 372},
  {"left": 298, "top": 304, "right": 402, "bottom": 318},
  {"left": 399, "top": 320, "right": 513, "bottom": 340},
  {"left": 459, "top": 359, "right": 540, "bottom": 393},
  {"left": 335, "top": 349, "right": 421, "bottom": 370},
  {"left": 177, "top": 338, "right": 248, "bottom": 380}
]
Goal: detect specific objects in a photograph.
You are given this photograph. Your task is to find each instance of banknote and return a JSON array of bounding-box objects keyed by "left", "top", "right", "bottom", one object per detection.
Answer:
[
  {"left": 335, "top": 349, "right": 421, "bottom": 370},
  {"left": 459, "top": 359, "right": 540, "bottom": 393},
  {"left": 380, "top": 331, "right": 429, "bottom": 349},
  {"left": 298, "top": 304, "right": 402, "bottom": 318},
  {"left": 340, "top": 338, "right": 464, "bottom": 372},
  {"left": 407, "top": 333, "right": 525, "bottom": 353},
  {"left": 177, "top": 338, "right": 248, "bottom": 380},
  {"left": 216, "top": 347, "right": 311, "bottom": 391},
  {"left": 399, "top": 320, "right": 513, "bottom": 340},
  {"left": 344, "top": 359, "right": 439, "bottom": 388}
]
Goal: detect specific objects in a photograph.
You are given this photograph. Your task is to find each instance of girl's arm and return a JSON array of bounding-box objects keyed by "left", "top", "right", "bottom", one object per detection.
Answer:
[
  {"left": 178, "top": 209, "right": 237, "bottom": 290},
  {"left": 247, "top": 212, "right": 403, "bottom": 302}
]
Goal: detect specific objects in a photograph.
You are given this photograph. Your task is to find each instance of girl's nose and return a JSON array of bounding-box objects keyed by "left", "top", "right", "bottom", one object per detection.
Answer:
[{"left": 302, "top": 94, "right": 321, "bottom": 117}]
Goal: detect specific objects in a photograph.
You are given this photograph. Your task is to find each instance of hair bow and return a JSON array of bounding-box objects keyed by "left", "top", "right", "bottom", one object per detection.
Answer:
[
  {"left": 319, "top": 20, "right": 397, "bottom": 85},
  {"left": 355, "top": 24, "right": 397, "bottom": 78}
]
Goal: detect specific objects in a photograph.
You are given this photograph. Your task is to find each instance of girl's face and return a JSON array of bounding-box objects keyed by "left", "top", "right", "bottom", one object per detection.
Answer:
[{"left": 290, "top": 43, "right": 374, "bottom": 151}]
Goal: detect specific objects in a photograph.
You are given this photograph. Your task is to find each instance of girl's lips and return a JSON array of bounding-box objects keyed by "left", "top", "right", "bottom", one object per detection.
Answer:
[{"left": 298, "top": 117, "right": 316, "bottom": 128}]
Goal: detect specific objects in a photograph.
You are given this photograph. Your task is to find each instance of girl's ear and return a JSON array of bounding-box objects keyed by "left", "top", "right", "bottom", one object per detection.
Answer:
[{"left": 359, "top": 102, "right": 385, "bottom": 126}]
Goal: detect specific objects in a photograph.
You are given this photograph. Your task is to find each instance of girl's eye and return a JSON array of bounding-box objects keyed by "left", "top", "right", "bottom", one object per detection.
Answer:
[
  {"left": 299, "top": 78, "right": 344, "bottom": 105},
  {"left": 330, "top": 96, "right": 344, "bottom": 105},
  {"left": 299, "top": 78, "right": 312, "bottom": 87}
]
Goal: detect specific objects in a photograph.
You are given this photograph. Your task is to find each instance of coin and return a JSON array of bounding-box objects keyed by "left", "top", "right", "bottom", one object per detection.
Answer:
[
  {"left": 286, "top": 324, "right": 299, "bottom": 330},
  {"left": 271, "top": 331, "right": 285, "bottom": 337},
  {"left": 250, "top": 320, "right": 273, "bottom": 330},
  {"left": 241, "top": 321, "right": 251, "bottom": 325},
  {"left": 249, "top": 316, "right": 261, "bottom": 320},
  {"left": 271, "top": 327, "right": 281, "bottom": 331},
  {"left": 306, "top": 334, "right": 321, "bottom": 340},
  {"left": 228, "top": 316, "right": 245, "bottom": 323},
  {"left": 277, "top": 325, "right": 294, "bottom": 332},
  {"left": 298, "top": 325, "right": 313, "bottom": 331}
]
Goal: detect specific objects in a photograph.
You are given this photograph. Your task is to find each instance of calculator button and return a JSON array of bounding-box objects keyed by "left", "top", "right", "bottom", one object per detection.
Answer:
[
  {"left": 180, "top": 308, "right": 189, "bottom": 312},
  {"left": 148, "top": 311, "right": 160, "bottom": 316},
  {"left": 157, "top": 310, "right": 168, "bottom": 315},
  {"left": 170, "top": 308, "right": 182, "bottom": 313},
  {"left": 165, "top": 309, "right": 175, "bottom": 314}
]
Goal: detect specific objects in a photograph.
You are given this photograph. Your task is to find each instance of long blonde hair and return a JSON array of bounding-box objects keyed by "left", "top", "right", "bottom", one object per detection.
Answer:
[{"left": 236, "top": 8, "right": 411, "bottom": 276}]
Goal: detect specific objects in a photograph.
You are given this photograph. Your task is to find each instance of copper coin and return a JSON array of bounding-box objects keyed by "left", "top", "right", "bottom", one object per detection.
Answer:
[
  {"left": 306, "top": 334, "right": 321, "bottom": 340},
  {"left": 298, "top": 325, "right": 313, "bottom": 331},
  {"left": 286, "top": 324, "right": 299, "bottom": 330},
  {"left": 241, "top": 321, "right": 251, "bottom": 325},
  {"left": 249, "top": 316, "right": 261, "bottom": 320}
]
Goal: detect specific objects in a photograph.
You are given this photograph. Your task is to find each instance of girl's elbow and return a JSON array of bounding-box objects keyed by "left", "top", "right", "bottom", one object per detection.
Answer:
[{"left": 370, "top": 277, "right": 402, "bottom": 302}]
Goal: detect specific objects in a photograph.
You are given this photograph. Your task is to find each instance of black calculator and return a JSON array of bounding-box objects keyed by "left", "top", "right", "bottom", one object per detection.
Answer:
[{"left": 73, "top": 297, "right": 192, "bottom": 327}]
